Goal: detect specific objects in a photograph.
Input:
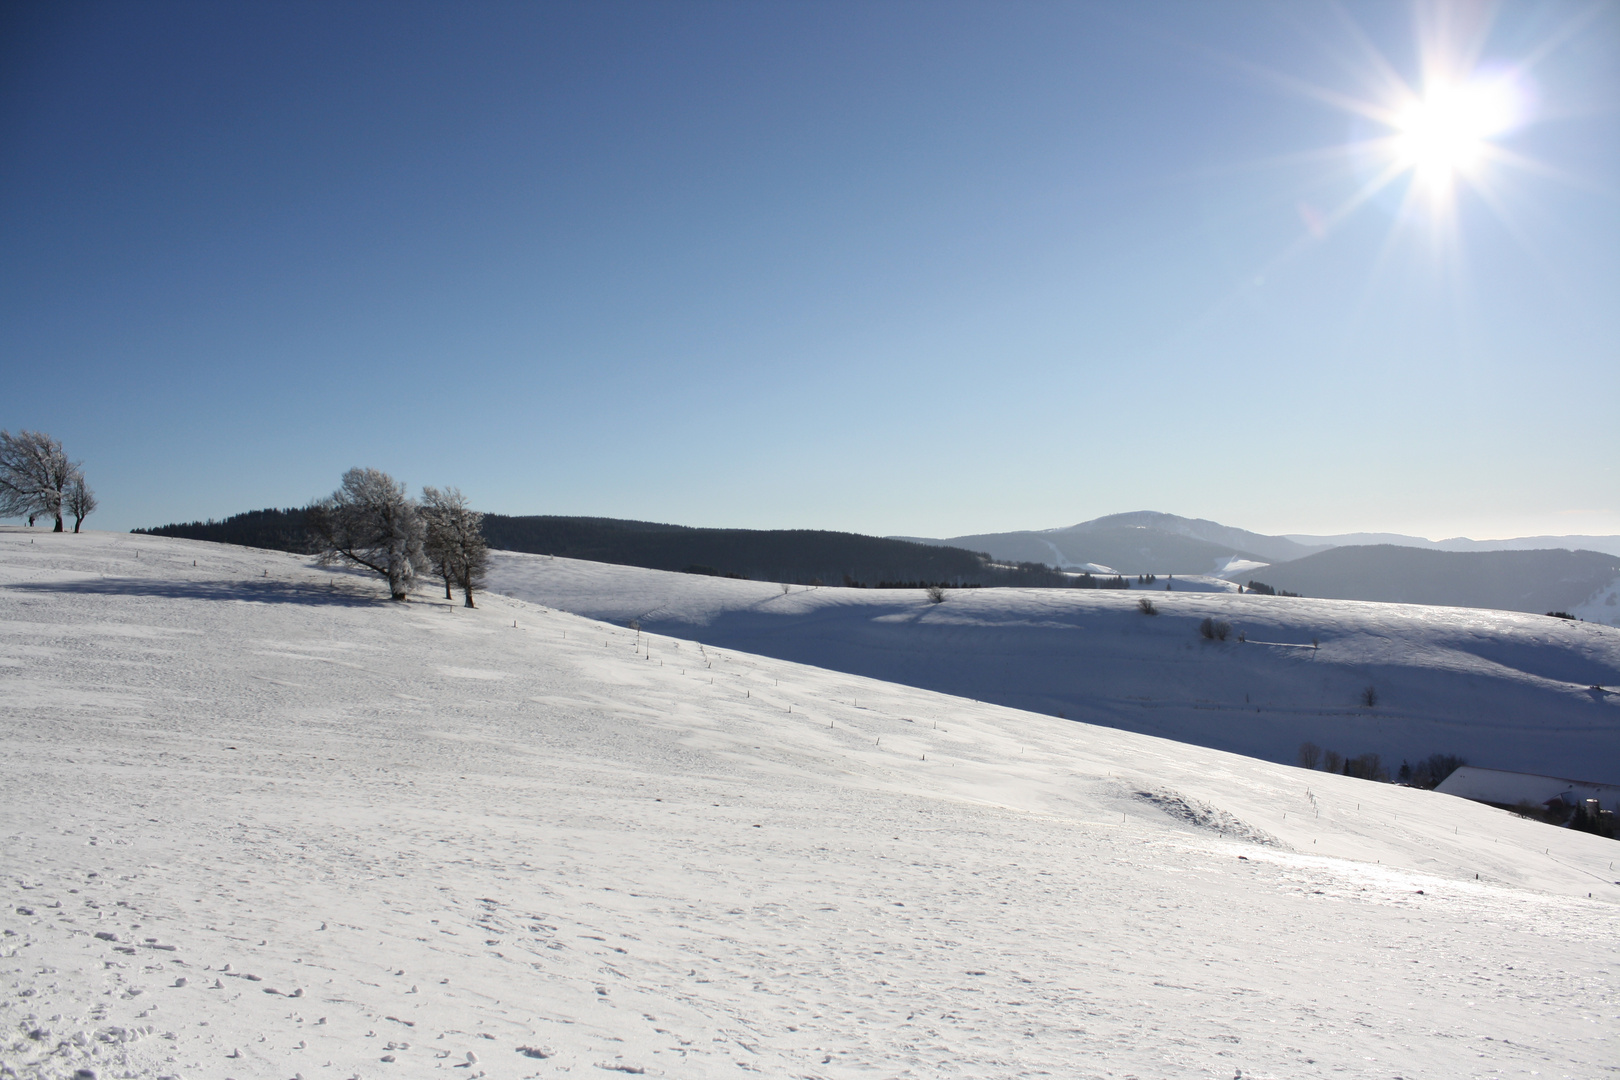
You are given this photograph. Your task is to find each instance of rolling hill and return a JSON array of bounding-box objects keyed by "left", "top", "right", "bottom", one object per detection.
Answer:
[
  {"left": 2, "top": 528, "right": 1617, "bottom": 1078},
  {"left": 488, "top": 550, "right": 1620, "bottom": 783},
  {"left": 133, "top": 507, "right": 1620, "bottom": 619}
]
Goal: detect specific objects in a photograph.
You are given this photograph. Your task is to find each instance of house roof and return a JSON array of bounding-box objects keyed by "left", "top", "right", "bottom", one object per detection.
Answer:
[{"left": 1436, "top": 766, "right": 1620, "bottom": 807}]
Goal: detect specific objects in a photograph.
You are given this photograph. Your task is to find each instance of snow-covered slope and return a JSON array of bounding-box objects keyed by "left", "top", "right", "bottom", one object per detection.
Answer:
[
  {"left": 3, "top": 530, "right": 1618, "bottom": 1079},
  {"left": 489, "top": 551, "right": 1620, "bottom": 782},
  {"left": 1577, "top": 574, "right": 1620, "bottom": 628}
]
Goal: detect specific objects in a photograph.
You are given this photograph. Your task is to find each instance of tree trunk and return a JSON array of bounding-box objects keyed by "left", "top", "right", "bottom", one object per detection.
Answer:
[
  {"left": 53, "top": 513, "right": 64, "bottom": 532},
  {"left": 73, "top": 520, "right": 81, "bottom": 533},
  {"left": 443, "top": 576, "right": 453, "bottom": 600}
]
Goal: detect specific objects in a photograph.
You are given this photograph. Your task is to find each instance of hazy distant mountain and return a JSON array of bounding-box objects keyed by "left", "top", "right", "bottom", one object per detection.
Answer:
[
  {"left": 898, "top": 512, "right": 1620, "bottom": 610},
  {"left": 1285, "top": 531, "right": 1620, "bottom": 558},
  {"left": 1246, "top": 545, "right": 1620, "bottom": 615},
  {"left": 899, "top": 511, "right": 1320, "bottom": 574},
  {"left": 904, "top": 510, "right": 1620, "bottom": 574},
  {"left": 1072, "top": 512, "right": 1326, "bottom": 562}
]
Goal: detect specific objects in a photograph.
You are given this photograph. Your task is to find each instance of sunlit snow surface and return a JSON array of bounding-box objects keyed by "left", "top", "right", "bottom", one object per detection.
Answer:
[{"left": 1, "top": 530, "right": 1616, "bottom": 1079}]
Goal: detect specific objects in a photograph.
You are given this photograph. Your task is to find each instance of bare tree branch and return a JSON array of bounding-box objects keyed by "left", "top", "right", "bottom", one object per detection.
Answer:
[
  {"left": 65, "top": 474, "right": 97, "bottom": 532},
  {"left": 421, "top": 486, "right": 489, "bottom": 608}
]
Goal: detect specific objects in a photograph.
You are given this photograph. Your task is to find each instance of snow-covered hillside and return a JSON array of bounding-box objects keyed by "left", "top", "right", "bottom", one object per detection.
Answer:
[
  {"left": 488, "top": 552, "right": 1620, "bottom": 782},
  {"left": 3, "top": 530, "right": 1618, "bottom": 1079},
  {"left": 1577, "top": 575, "right": 1620, "bottom": 628}
]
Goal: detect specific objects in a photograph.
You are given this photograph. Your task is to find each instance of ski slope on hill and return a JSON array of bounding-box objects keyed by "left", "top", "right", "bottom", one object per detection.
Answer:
[
  {"left": 488, "top": 552, "right": 1620, "bottom": 783},
  {"left": 2, "top": 530, "right": 1618, "bottom": 1079}
]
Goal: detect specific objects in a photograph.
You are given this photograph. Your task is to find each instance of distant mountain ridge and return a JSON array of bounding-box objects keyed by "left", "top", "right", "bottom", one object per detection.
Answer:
[
  {"left": 896, "top": 511, "right": 1321, "bottom": 574},
  {"left": 898, "top": 511, "right": 1620, "bottom": 620},
  {"left": 1286, "top": 531, "right": 1620, "bottom": 557},
  {"left": 900, "top": 511, "right": 1620, "bottom": 570}
]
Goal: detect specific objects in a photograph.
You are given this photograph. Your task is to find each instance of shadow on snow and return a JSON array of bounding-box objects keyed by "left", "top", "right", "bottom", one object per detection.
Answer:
[{"left": 5, "top": 577, "right": 391, "bottom": 607}]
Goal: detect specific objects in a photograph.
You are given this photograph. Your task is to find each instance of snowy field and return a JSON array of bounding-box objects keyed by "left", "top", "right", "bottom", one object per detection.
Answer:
[
  {"left": 2, "top": 529, "right": 1618, "bottom": 1080},
  {"left": 487, "top": 552, "right": 1620, "bottom": 781}
]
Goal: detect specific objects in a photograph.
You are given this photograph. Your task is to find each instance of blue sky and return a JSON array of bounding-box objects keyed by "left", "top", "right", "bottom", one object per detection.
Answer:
[{"left": 3, "top": 1, "right": 1616, "bottom": 539}]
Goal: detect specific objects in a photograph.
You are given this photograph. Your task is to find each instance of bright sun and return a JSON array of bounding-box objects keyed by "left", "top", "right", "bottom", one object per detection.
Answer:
[
  {"left": 1391, "top": 79, "right": 1519, "bottom": 190},
  {"left": 1228, "top": 3, "right": 1586, "bottom": 275}
]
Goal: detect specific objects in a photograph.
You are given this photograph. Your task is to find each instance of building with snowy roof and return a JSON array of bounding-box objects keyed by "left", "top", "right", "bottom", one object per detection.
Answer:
[{"left": 1436, "top": 766, "right": 1620, "bottom": 811}]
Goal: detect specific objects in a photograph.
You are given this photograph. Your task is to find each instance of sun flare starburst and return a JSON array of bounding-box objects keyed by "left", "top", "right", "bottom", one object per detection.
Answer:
[
  {"left": 1214, "top": 0, "right": 1603, "bottom": 289},
  {"left": 1180, "top": 2, "right": 1605, "bottom": 339}
]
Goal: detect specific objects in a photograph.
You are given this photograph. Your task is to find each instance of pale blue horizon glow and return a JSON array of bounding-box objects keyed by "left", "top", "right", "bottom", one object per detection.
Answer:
[{"left": 2, "top": 1, "right": 1616, "bottom": 541}]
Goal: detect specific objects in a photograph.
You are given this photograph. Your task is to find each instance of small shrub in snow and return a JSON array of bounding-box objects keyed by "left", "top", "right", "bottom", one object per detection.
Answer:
[
  {"left": 1297, "top": 742, "right": 1322, "bottom": 769},
  {"left": 1137, "top": 597, "right": 1158, "bottom": 615},
  {"left": 1198, "top": 617, "right": 1231, "bottom": 641},
  {"left": 1360, "top": 685, "right": 1378, "bottom": 708},
  {"left": 925, "top": 585, "right": 946, "bottom": 604}
]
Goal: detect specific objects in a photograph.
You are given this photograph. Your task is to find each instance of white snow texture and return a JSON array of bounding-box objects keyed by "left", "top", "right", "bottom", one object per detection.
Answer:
[{"left": 1, "top": 529, "right": 1616, "bottom": 1079}]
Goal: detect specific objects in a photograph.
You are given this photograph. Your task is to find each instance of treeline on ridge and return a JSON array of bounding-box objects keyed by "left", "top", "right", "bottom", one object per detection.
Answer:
[
  {"left": 135, "top": 507, "right": 312, "bottom": 552},
  {"left": 134, "top": 508, "right": 1074, "bottom": 587},
  {"left": 480, "top": 514, "right": 1069, "bottom": 587}
]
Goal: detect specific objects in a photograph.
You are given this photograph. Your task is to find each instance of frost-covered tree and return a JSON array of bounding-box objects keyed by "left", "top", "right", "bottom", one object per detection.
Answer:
[
  {"left": 0, "top": 429, "right": 80, "bottom": 532},
  {"left": 424, "top": 500, "right": 457, "bottom": 601},
  {"left": 64, "top": 474, "right": 97, "bottom": 533},
  {"left": 421, "top": 485, "right": 488, "bottom": 608},
  {"left": 307, "top": 468, "right": 426, "bottom": 601}
]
